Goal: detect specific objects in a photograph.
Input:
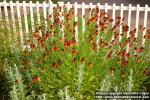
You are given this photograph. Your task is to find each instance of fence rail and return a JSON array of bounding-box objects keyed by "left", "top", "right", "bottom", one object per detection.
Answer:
[{"left": 0, "top": 1, "right": 149, "bottom": 49}]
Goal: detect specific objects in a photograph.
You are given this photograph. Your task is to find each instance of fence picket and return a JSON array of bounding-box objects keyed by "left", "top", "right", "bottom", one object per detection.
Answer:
[
  {"left": 4, "top": 0, "right": 10, "bottom": 31},
  {"left": 10, "top": 1, "right": 16, "bottom": 33},
  {"left": 36, "top": 1, "right": 40, "bottom": 26},
  {"left": 74, "top": 2, "right": 78, "bottom": 44},
  {"left": 51, "top": 1, "right": 54, "bottom": 23},
  {"left": 0, "top": 4, "right": 3, "bottom": 29},
  {"left": 119, "top": 4, "right": 124, "bottom": 42},
  {"left": 59, "top": 2, "right": 65, "bottom": 39},
  {"left": 62, "top": 2, "right": 65, "bottom": 38},
  {"left": 23, "top": 1, "right": 29, "bottom": 34},
  {"left": 10, "top": 0, "right": 17, "bottom": 47},
  {"left": 96, "top": 3, "right": 100, "bottom": 50},
  {"left": 126, "top": 4, "right": 132, "bottom": 53},
  {"left": 142, "top": 5, "right": 148, "bottom": 47},
  {"left": 112, "top": 3, "right": 116, "bottom": 40},
  {"left": 82, "top": 2, "right": 85, "bottom": 33},
  {"left": 48, "top": 0, "right": 53, "bottom": 23},
  {"left": 105, "top": 3, "right": 108, "bottom": 13},
  {"left": 43, "top": 1, "right": 47, "bottom": 32},
  {"left": 16, "top": 1, "right": 23, "bottom": 46},
  {"left": 30, "top": 1, "right": 35, "bottom": 33},
  {"left": 135, "top": 4, "right": 140, "bottom": 38},
  {"left": 67, "top": 2, "right": 70, "bottom": 14},
  {"left": 89, "top": 3, "right": 93, "bottom": 19}
]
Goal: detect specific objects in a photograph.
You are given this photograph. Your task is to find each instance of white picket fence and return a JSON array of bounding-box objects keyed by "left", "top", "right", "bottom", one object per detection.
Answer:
[{"left": 0, "top": 1, "right": 149, "bottom": 49}]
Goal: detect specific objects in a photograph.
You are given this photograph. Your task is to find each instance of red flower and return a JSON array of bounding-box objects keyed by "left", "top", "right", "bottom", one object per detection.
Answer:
[
  {"left": 61, "top": 49, "right": 66, "bottom": 55},
  {"left": 110, "top": 40, "right": 116, "bottom": 45},
  {"left": 114, "top": 32, "right": 119, "bottom": 39},
  {"left": 72, "top": 49, "right": 78, "bottom": 56},
  {"left": 40, "top": 68, "right": 46, "bottom": 73},
  {"left": 144, "top": 34, "right": 150, "bottom": 39},
  {"left": 43, "top": 53, "right": 48, "bottom": 60},
  {"left": 73, "top": 21, "right": 78, "bottom": 27},
  {"left": 109, "top": 68, "right": 115, "bottom": 75},
  {"left": 88, "top": 63, "right": 93, "bottom": 68},
  {"left": 45, "top": 32, "right": 53, "bottom": 39},
  {"left": 121, "top": 72, "right": 126, "bottom": 78},
  {"left": 59, "top": 37, "right": 63, "bottom": 43},
  {"left": 41, "top": 43, "right": 45, "bottom": 48},
  {"left": 109, "top": 19, "right": 113, "bottom": 23},
  {"left": 33, "top": 31, "right": 41, "bottom": 38},
  {"left": 72, "top": 58, "right": 77, "bottom": 64},
  {"left": 89, "top": 37, "right": 94, "bottom": 44},
  {"left": 137, "top": 58, "right": 142, "bottom": 63},
  {"left": 23, "top": 60, "right": 31, "bottom": 65},
  {"left": 116, "top": 16, "right": 121, "bottom": 20},
  {"left": 80, "top": 57, "right": 86, "bottom": 63},
  {"left": 16, "top": 79, "right": 21, "bottom": 84},
  {"left": 27, "top": 83, "right": 32, "bottom": 89},
  {"left": 107, "top": 50, "right": 113, "bottom": 59},
  {"left": 57, "top": 59, "right": 62, "bottom": 66},
  {"left": 95, "top": 24, "right": 99, "bottom": 29},
  {"left": 94, "top": 31, "right": 99, "bottom": 36},
  {"left": 32, "top": 75, "right": 41, "bottom": 83},
  {"left": 30, "top": 44, "right": 36, "bottom": 49},
  {"left": 103, "top": 17, "right": 109, "bottom": 22},
  {"left": 134, "top": 54, "right": 138, "bottom": 58},
  {"left": 119, "top": 42, "right": 124, "bottom": 48},
  {"left": 121, "top": 59, "right": 128, "bottom": 67},
  {"left": 99, "top": 22, "right": 105, "bottom": 27},
  {"left": 126, "top": 37, "right": 130, "bottom": 45},
  {"left": 50, "top": 24, "right": 55, "bottom": 29},
  {"left": 52, "top": 46, "right": 59, "bottom": 52},
  {"left": 64, "top": 40, "right": 77, "bottom": 48},
  {"left": 117, "top": 51, "right": 122, "bottom": 56},
  {"left": 92, "top": 44, "right": 97, "bottom": 51},
  {"left": 143, "top": 68, "right": 149, "bottom": 76},
  {"left": 49, "top": 14, "right": 52, "bottom": 18},
  {"left": 70, "top": 40, "right": 77, "bottom": 47},
  {"left": 122, "top": 26, "right": 129, "bottom": 32},
  {"left": 136, "top": 47, "right": 144, "bottom": 53},
  {"left": 125, "top": 53, "right": 131, "bottom": 58},
  {"left": 52, "top": 62, "right": 59, "bottom": 68}
]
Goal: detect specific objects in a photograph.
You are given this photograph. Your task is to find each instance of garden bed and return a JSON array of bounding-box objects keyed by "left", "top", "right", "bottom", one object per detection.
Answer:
[{"left": 0, "top": 3, "right": 150, "bottom": 100}]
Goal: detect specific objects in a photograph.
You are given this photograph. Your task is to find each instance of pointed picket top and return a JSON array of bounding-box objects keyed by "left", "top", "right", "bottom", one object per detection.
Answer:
[
  {"left": 119, "top": 3, "right": 124, "bottom": 42},
  {"left": 36, "top": 1, "right": 41, "bottom": 26},
  {"left": 105, "top": 3, "right": 108, "bottom": 13},
  {"left": 23, "top": 1, "right": 29, "bottom": 34},
  {"left": 96, "top": 3, "right": 100, "bottom": 51},
  {"left": 30, "top": 1, "right": 35, "bottom": 33},
  {"left": 82, "top": 2, "right": 85, "bottom": 33},
  {"left": 126, "top": 4, "right": 132, "bottom": 53},
  {"left": 89, "top": 3, "right": 93, "bottom": 19},
  {"left": 67, "top": 2, "right": 70, "bottom": 14},
  {"left": 142, "top": 4, "right": 148, "bottom": 47},
  {"left": 43, "top": 1, "right": 47, "bottom": 32},
  {"left": 111, "top": 3, "right": 116, "bottom": 41},
  {"left": 74, "top": 2, "right": 78, "bottom": 44},
  {"left": 4, "top": 0, "right": 10, "bottom": 32},
  {"left": 16, "top": 1, "right": 23, "bottom": 47},
  {"left": 135, "top": 4, "right": 140, "bottom": 39}
]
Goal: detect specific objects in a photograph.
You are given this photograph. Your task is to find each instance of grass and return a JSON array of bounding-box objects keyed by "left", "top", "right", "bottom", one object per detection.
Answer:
[{"left": 0, "top": 5, "right": 150, "bottom": 100}]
